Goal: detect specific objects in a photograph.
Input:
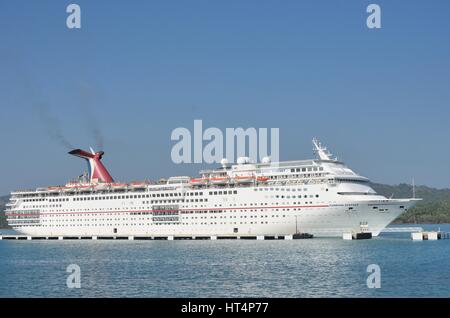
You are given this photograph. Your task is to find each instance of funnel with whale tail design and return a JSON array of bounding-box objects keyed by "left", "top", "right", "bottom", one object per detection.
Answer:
[{"left": 69, "top": 148, "right": 114, "bottom": 183}]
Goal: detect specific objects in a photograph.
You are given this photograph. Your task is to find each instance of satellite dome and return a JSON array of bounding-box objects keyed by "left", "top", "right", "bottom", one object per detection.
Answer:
[{"left": 237, "top": 157, "right": 250, "bottom": 165}]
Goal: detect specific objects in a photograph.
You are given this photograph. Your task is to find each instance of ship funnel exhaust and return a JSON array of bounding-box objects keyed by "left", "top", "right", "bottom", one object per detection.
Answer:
[{"left": 68, "top": 148, "right": 114, "bottom": 183}]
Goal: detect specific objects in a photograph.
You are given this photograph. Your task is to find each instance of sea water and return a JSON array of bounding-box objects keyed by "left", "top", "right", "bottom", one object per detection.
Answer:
[{"left": 0, "top": 224, "right": 449, "bottom": 298}]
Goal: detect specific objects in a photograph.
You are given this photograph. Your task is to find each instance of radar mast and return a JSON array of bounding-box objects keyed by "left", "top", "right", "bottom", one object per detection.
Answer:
[{"left": 312, "top": 138, "right": 336, "bottom": 161}]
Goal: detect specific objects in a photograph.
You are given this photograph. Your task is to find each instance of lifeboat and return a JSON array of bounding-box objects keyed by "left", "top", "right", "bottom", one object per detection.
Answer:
[
  {"left": 130, "top": 181, "right": 148, "bottom": 189},
  {"left": 94, "top": 183, "right": 110, "bottom": 190},
  {"left": 233, "top": 175, "right": 255, "bottom": 184},
  {"left": 111, "top": 183, "right": 127, "bottom": 190},
  {"left": 63, "top": 186, "right": 77, "bottom": 192},
  {"left": 209, "top": 177, "right": 229, "bottom": 185},
  {"left": 256, "top": 176, "right": 269, "bottom": 182},
  {"left": 190, "top": 178, "right": 208, "bottom": 186},
  {"left": 77, "top": 185, "right": 93, "bottom": 192},
  {"left": 47, "top": 186, "right": 63, "bottom": 192}
]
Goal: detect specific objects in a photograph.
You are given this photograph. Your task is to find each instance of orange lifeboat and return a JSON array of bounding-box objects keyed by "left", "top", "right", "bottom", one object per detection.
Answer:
[
  {"left": 130, "top": 181, "right": 148, "bottom": 189},
  {"left": 111, "top": 183, "right": 127, "bottom": 190},
  {"left": 47, "top": 186, "right": 63, "bottom": 192},
  {"left": 209, "top": 176, "right": 229, "bottom": 185},
  {"left": 233, "top": 175, "right": 255, "bottom": 184},
  {"left": 190, "top": 178, "right": 208, "bottom": 186},
  {"left": 94, "top": 183, "right": 110, "bottom": 190},
  {"left": 77, "top": 184, "right": 93, "bottom": 192},
  {"left": 256, "top": 176, "right": 269, "bottom": 182}
]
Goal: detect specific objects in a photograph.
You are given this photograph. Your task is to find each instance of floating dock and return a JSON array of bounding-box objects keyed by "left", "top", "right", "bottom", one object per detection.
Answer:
[
  {"left": 342, "top": 231, "right": 372, "bottom": 240},
  {"left": 0, "top": 234, "right": 305, "bottom": 241},
  {"left": 411, "top": 230, "right": 450, "bottom": 241}
]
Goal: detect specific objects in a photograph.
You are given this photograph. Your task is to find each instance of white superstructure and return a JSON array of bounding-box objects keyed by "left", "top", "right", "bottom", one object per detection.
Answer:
[{"left": 4, "top": 139, "right": 420, "bottom": 237}]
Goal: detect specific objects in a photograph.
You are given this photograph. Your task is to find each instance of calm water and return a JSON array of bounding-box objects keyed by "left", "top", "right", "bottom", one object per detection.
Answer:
[{"left": 0, "top": 224, "right": 449, "bottom": 298}]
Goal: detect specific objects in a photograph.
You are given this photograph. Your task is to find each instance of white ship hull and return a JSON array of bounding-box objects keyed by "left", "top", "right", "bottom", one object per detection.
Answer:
[
  {"left": 5, "top": 140, "right": 420, "bottom": 238},
  {"left": 8, "top": 184, "right": 417, "bottom": 238}
]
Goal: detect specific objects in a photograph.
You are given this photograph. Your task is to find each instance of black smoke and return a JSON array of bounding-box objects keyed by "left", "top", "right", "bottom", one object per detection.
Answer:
[
  {"left": 78, "top": 84, "right": 105, "bottom": 151},
  {"left": 35, "top": 103, "right": 74, "bottom": 150}
]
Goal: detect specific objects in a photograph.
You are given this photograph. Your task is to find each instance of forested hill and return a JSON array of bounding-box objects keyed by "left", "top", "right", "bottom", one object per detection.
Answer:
[
  {"left": 0, "top": 195, "right": 10, "bottom": 228},
  {"left": 370, "top": 183, "right": 450, "bottom": 224},
  {"left": 0, "top": 183, "right": 449, "bottom": 228}
]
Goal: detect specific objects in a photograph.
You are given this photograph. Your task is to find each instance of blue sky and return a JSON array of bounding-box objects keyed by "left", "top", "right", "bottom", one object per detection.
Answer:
[{"left": 0, "top": 0, "right": 449, "bottom": 194}]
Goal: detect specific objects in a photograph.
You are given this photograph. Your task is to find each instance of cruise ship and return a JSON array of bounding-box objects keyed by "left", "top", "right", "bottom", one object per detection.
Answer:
[{"left": 4, "top": 139, "right": 420, "bottom": 238}]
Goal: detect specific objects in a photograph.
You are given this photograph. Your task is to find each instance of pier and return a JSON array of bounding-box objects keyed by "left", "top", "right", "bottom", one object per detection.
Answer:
[
  {"left": 0, "top": 234, "right": 297, "bottom": 241},
  {"left": 411, "top": 230, "right": 450, "bottom": 241},
  {"left": 380, "top": 227, "right": 450, "bottom": 240},
  {"left": 380, "top": 227, "right": 424, "bottom": 233},
  {"left": 343, "top": 227, "right": 430, "bottom": 240}
]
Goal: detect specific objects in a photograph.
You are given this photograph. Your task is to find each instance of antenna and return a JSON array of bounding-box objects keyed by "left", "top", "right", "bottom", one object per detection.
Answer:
[{"left": 312, "top": 138, "right": 335, "bottom": 161}]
